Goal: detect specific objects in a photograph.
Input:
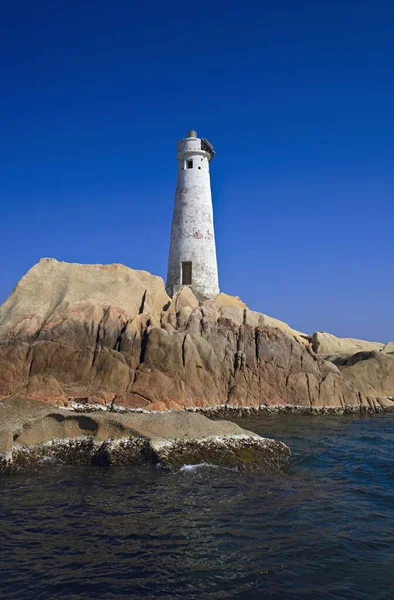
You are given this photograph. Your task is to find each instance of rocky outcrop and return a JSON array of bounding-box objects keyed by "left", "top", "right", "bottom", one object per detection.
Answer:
[
  {"left": 0, "top": 397, "right": 291, "bottom": 474},
  {"left": 312, "top": 331, "right": 385, "bottom": 358},
  {"left": 311, "top": 331, "right": 394, "bottom": 398},
  {"left": 0, "top": 259, "right": 371, "bottom": 410},
  {"left": 334, "top": 351, "right": 394, "bottom": 398},
  {"left": 383, "top": 342, "right": 394, "bottom": 354}
]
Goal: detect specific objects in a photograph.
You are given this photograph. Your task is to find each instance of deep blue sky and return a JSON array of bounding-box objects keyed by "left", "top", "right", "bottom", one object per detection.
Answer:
[{"left": 1, "top": 1, "right": 394, "bottom": 341}]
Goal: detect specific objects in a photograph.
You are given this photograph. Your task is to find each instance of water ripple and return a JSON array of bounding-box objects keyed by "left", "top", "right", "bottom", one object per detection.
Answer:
[{"left": 1, "top": 413, "right": 394, "bottom": 599}]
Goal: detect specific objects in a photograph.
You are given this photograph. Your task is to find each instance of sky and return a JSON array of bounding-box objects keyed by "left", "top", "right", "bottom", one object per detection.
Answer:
[{"left": 1, "top": 0, "right": 394, "bottom": 341}]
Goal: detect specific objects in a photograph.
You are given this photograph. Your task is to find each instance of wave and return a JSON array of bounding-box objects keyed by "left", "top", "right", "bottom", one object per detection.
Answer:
[{"left": 179, "top": 462, "right": 219, "bottom": 472}]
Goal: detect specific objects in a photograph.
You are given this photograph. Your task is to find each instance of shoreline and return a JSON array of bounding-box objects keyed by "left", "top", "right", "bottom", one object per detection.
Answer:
[
  {"left": 0, "top": 398, "right": 291, "bottom": 475},
  {"left": 66, "top": 398, "right": 394, "bottom": 418},
  {"left": 1, "top": 433, "right": 290, "bottom": 476}
]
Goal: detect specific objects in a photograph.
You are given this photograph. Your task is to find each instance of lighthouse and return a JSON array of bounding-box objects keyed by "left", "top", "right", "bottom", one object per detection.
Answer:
[{"left": 166, "top": 130, "right": 220, "bottom": 299}]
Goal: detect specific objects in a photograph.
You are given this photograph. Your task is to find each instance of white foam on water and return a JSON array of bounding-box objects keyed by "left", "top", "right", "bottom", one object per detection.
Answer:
[{"left": 180, "top": 462, "right": 218, "bottom": 472}]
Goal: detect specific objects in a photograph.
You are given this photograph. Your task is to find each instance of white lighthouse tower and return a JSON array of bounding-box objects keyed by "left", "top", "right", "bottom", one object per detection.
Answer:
[{"left": 166, "top": 130, "right": 220, "bottom": 299}]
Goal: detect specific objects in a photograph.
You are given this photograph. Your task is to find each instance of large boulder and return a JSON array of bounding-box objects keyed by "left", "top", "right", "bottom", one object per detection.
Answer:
[
  {"left": 0, "top": 258, "right": 169, "bottom": 341},
  {"left": 0, "top": 397, "right": 291, "bottom": 474},
  {"left": 334, "top": 351, "right": 394, "bottom": 397},
  {"left": 0, "top": 259, "right": 369, "bottom": 409},
  {"left": 312, "top": 331, "right": 394, "bottom": 398},
  {"left": 312, "top": 331, "right": 384, "bottom": 358},
  {"left": 383, "top": 342, "right": 394, "bottom": 354}
]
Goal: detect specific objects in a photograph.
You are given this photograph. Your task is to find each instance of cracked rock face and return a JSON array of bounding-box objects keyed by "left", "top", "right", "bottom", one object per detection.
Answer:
[{"left": 0, "top": 259, "right": 369, "bottom": 409}]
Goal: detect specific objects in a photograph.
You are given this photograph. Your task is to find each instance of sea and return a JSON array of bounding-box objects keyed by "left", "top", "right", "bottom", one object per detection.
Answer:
[{"left": 1, "top": 412, "right": 394, "bottom": 600}]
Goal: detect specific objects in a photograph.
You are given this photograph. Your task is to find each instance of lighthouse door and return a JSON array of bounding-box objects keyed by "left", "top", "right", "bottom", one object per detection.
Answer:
[{"left": 181, "top": 262, "right": 192, "bottom": 285}]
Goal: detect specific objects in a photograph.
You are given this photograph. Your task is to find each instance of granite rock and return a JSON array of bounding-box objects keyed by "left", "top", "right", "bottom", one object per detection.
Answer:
[
  {"left": 336, "top": 350, "right": 394, "bottom": 397},
  {"left": 0, "top": 397, "right": 291, "bottom": 474},
  {"left": 312, "top": 331, "right": 384, "bottom": 357},
  {"left": 0, "top": 259, "right": 369, "bottom": 410},
  {"left": 312, "top": 331, "right": 394, "bottom": 398}
]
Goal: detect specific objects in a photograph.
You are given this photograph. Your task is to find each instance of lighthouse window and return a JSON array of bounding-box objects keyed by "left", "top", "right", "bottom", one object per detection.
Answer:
[
  {"left": 186, "top": 159, "right": 193, "bottom": 169},
  {"left": 182, "top": 261, "right": 192, "bottom": 285}
]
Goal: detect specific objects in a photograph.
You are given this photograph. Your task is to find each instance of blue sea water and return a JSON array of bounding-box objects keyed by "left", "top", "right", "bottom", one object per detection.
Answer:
[{"left": 1, "top": 413, "right": 394, "bottom": 600}]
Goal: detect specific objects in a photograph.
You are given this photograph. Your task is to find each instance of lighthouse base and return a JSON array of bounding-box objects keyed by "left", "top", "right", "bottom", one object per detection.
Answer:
[{"left": 166, "top": 283, "right": 219, "bottom": 301}]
